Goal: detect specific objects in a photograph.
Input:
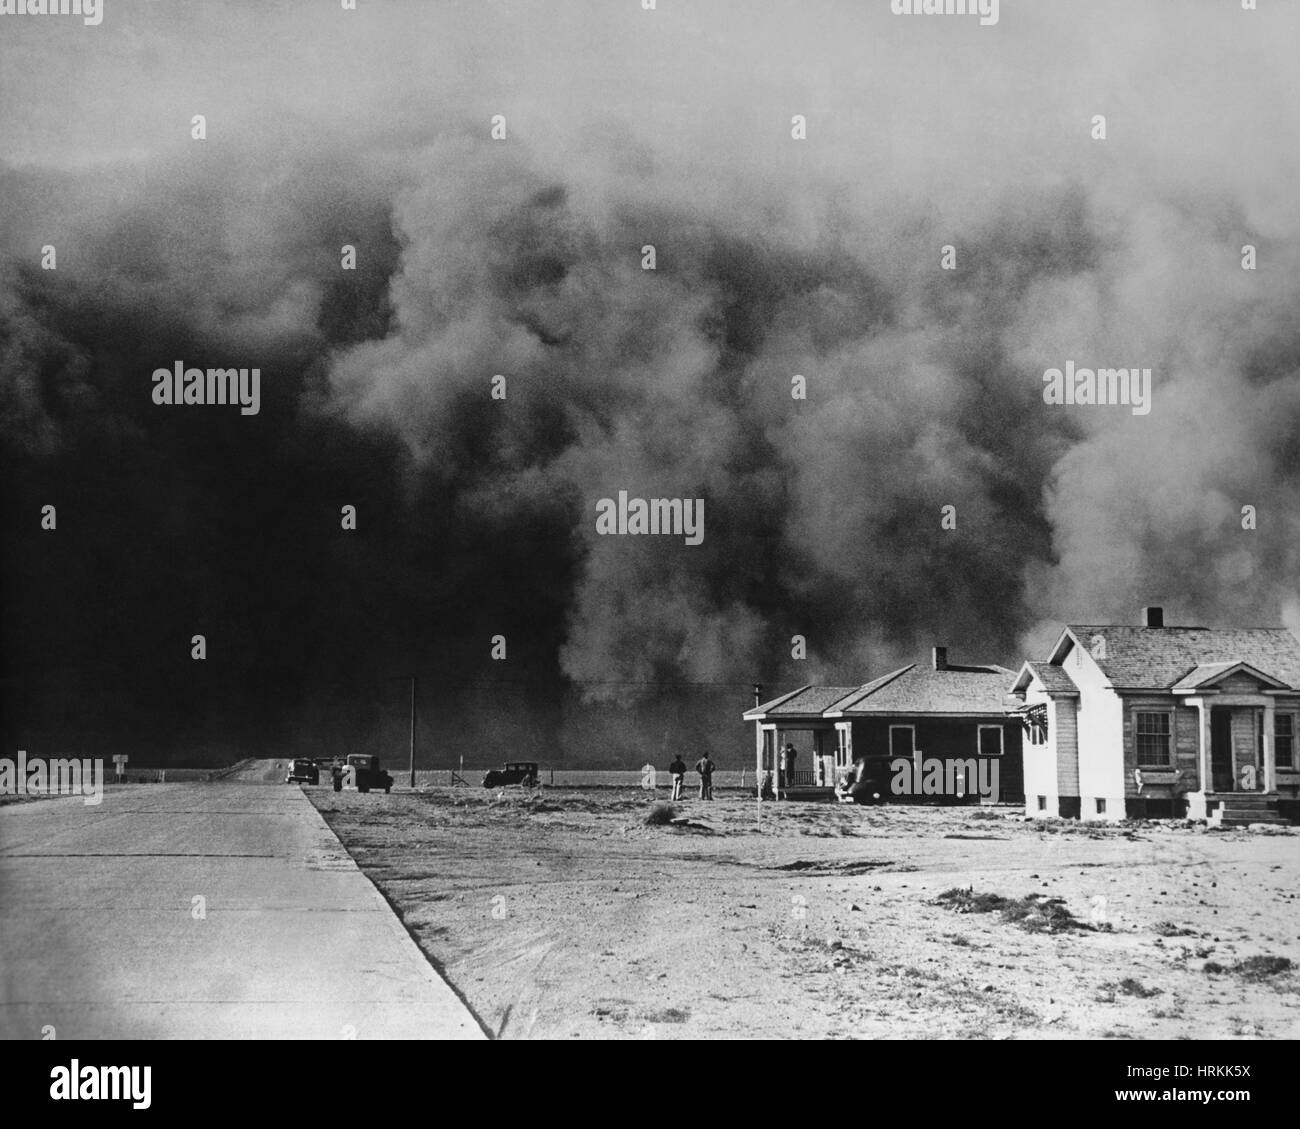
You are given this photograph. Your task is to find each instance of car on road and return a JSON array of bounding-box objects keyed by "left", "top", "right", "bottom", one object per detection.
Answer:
[
  {"left": 482, "top": 761, "right": 539, "bottom": 788},
  {"left": 332, "top": 753, "right": 394, "bottom": 794},
  {"left": 285, "top": 758, "right": 320, "bottom": 785}
]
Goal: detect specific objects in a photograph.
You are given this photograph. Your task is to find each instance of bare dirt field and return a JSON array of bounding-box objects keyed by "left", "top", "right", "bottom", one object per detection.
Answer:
[{"left": 307, "top": 786, "right": 1300, "bottom": 1040}]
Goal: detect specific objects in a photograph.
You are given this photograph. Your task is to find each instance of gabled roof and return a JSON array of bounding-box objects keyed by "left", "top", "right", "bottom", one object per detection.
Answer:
[
  {"left": 743, "top": 685, "right": 860, "bottom": 721},
  {"left": 1010, "top": 660, "right": 1080, "bottom": 696},
  {"left": 827, "top": 663, "right": 1017, "bottom": 717},
  {"left": 1170, "top": 661, "right": 1290, "bottom": 693},
  {"left": 1060, "top": 625, "right": 1300, "bottom": 690}
]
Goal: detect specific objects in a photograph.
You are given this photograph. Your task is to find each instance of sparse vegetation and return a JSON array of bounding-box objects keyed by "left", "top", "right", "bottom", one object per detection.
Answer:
[
  {"left": 1234, "top": 955, "right": 1293, "bottom": 981},
  {"left": 933, "top": 888, "right": 1086, "bottom": 933},
  {"left": 1153, "top": 922, "right": 1197, "bottom": 937},
  {"left": 641, "top": 1006, "right": 690, "bottom": 1023},
  {"left": 644, "top": 800, "right": 678, "bottom": 826},
  {"left": 1204, "top": 955, "right": 1293, "bottom": 980},
  {"left": 1105, "top": 978, "right": 1163, "bottom": 999}
]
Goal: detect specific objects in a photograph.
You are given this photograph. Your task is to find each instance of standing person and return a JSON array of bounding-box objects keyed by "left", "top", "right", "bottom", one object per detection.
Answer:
[
  {"left": 695, "top": 752, "right": 715, "bottom": 800},
  {"left": 669, "top": 753, "right": 687, "bottom": 801},
  {"left": 779, "top": 742, "right": 797, "bottom": 791}
]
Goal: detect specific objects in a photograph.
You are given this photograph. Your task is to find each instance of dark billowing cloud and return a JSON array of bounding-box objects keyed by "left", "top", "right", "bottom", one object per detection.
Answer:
[{"left": 3, "top": 2, "right": 1300, "bottom": 766}]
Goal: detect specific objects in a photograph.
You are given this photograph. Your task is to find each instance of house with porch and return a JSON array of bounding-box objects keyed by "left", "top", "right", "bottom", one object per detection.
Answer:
[
  {"left": 1007, "top": 607, "right": 1300, "bottom": 826},
  {"left": 743, "top": 647, "right": 1024, "bottom": 803}
]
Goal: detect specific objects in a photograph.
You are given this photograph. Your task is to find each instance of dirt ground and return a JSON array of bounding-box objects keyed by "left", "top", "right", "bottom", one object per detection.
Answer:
[{"left": 308, "top": 785, "right": 1300, "bottom": 1040}]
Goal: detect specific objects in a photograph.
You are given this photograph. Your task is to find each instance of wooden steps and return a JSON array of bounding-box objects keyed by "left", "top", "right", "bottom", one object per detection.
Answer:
[{"left": 1210, "top": 793, "right": 1289, "bottom": 828}]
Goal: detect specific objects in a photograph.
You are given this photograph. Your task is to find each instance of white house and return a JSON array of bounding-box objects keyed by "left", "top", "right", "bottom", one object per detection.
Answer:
[{"left": 1008, "top": 607, "right": 1300, "bottom": 826}]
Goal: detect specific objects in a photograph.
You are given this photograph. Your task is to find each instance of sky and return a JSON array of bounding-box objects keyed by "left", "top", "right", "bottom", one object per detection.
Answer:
[{"left": 3, "top": 0, "right": 1299, "bottom": 765}]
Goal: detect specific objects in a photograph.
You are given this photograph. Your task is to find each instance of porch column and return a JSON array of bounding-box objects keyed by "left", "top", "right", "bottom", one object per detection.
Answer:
[
  {"left": 754, "top": 719, "right": 763, "bottom": 790},
  {"left": 1186, "top": 698, "right": 1210, "bottom": 821},
  {"left": 1193, "top": 699, "right": 1210, "bottom": 791},
  {"left": 1263, "top": 700, "right": 1276, "bottom": 793},
  {"left": 760, "top": 725, "right": 775, "bottom": 795}
]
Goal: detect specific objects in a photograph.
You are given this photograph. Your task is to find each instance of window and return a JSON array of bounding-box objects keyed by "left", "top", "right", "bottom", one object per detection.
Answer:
[
  {"left": 1095, "top": 798, "right": 1107, "bottom": 815},
  {"left": 977, "top": 725, "right": 1004, "bottom": 757},
  {"left": 1135, "top": 711, "right": 1172, "bottom": 767},
  {"left": 1276, "top": 713, "right": 1295, "bottom": 769},
  {"left": 889, "top": 726, "right": 915, "bottom": 759},
  {"left": 1037, "top": 795, "right": 1047, "bottom": 812}
]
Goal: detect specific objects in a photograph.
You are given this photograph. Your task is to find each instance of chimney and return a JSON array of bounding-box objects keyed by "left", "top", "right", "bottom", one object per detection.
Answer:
[
  {"left": 1141, "top": 606, "right": 1164, "bottom": 628},
  {"left": 753, "top": 683, "right": 763, "bottom": 709},
  {"left": 932, "top": 646, "right": 948, "bottom": 671}
]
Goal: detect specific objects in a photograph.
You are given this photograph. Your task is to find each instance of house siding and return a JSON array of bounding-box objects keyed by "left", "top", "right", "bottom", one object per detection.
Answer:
[
  {"left": 1118, "top": 696, "right": 1198, "bottom": 816},
  {"left": 848, "top": 716, "right": 1024, "bottom": 803},
  {"left": 1054, "top": 698, "right": 1080, "bottom": 800},
  {"left": 1068, "top": 639, "right": 1125, "bottom": 812},
  {"left": 1018, "top": 681, "right": 1054, "bottom": 815},
  {"left": 1277, "top": 700, "right": 1300, "bottom": 798}
]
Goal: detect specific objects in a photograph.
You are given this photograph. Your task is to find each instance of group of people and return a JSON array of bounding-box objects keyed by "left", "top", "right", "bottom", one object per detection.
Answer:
[
  {"left": 668, "top": 753, "right": 715, "bottom": 800},
  {"left": 661, "top": 744, "right": 867, "bottom": 803}
]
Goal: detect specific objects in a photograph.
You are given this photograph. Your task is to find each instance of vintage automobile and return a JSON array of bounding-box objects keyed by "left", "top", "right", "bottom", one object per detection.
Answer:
[
  {"left": 481, "top": 761, "right": 540, "bottom": 788},
  {"left": 331, "top": 753, "right": 394, "bottom": 794},
  {"left": 284, "top": 758, "right": 320, "bottom": 785}
]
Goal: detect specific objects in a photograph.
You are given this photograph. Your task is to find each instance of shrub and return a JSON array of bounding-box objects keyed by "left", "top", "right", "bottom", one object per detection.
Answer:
[{"left": 644, "top": 801, "right": 677, "bottom": 826}]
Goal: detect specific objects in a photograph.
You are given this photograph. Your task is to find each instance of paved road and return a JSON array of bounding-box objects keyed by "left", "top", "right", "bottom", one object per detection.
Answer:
[{"left": 0, "top": 782, "right": 484, "bottom": 1039}]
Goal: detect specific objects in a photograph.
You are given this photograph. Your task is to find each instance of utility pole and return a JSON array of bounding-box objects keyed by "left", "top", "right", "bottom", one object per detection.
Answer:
[
  {"left": 408, "top": 675, "right": 416, "bottom": 789},
  {"left": 753, "top": 683, "right": 763, "bottom": 828}
]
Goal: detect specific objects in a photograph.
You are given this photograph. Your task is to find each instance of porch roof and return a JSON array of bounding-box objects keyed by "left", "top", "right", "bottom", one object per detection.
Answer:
[{"left": 1170, "top": 661, "right": 1290, "bottom": 693}]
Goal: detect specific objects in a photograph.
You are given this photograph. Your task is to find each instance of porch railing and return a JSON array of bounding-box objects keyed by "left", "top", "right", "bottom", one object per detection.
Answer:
[{"left": 780, "top": 769, "right": 824, "bottom": 787}]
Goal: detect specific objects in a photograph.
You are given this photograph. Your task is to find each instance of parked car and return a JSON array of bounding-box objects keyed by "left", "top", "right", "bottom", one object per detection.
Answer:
[
  {"left": 332, "top": 753, "right": 393, "bottom": 794},
  {"left": 848, "top": 758, "right": 891, "bottom": 805},
  {"left": 284, "top": 758, "right": 319, "bottom": 785},
  {"left": 482, "top": 761, "right": 539, "bottom": 788}
]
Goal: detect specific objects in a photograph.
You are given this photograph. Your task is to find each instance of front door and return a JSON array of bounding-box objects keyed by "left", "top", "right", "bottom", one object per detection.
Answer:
[
  {"left": 1246, "top": 710, "right": 1265, "bottom": 791},
  {"left": 1210, "top": 707, "right": 1233, "bottom": 792}
]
